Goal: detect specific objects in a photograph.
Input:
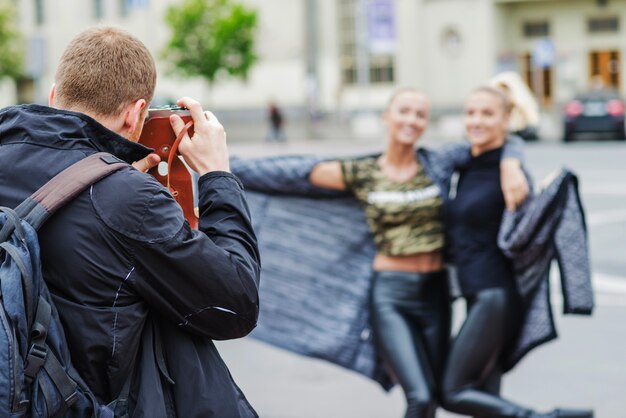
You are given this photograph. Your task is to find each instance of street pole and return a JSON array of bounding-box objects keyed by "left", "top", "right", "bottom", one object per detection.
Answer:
[
  {"left": 305, "top": 0, "right": 319, "bottom": 139},
  {"left": 355, "top": 0, "right": 370, "bottom": 97},
  {"left": 532, "top": 66, "right": 543, "bottom": 109}
]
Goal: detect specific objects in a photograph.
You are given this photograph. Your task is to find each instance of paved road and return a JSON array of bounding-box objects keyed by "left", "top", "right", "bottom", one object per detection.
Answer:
[{"left": 217, "top": 139, "right": 626, "bottom": 418}]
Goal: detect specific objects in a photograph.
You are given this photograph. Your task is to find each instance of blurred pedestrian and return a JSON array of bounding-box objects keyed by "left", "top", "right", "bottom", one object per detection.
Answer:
[
  {"left": 440, "top": 86, "right": 593, "bottom": 418},
  {"left": 490, "top": 71, "right": 541, "bottom": 141},
  {"left": 266, "top": 100, "right": 287, "bottom": 142},
  {"left": 232, "top": 88, "right": 528, "bottom": 418}
]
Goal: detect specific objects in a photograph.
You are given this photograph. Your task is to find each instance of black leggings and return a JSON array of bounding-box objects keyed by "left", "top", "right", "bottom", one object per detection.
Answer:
[
  {"left": 442, "top": 286, "right": 528, "bottom": 418},
  {"left": 370, "top": 270, "right": 451, "bottom": 418}
]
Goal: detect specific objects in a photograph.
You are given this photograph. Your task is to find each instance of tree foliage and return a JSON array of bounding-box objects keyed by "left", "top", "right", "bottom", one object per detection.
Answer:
[
  {"left": 0, "top": 0, "right": 24, "bottom": 80},
  {"left": 162, "top": 0, "right": 258, "bottom": 84}
]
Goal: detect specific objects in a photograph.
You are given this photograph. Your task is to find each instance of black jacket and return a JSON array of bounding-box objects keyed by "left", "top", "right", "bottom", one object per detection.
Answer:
[{"left": 0, "top": 104, "right": 260, "bottom": 417}]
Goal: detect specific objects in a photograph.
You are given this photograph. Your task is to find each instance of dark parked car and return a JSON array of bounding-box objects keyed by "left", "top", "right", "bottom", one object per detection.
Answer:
[{"left": 563, "top": 89, "right": 625, "bottom": 142}]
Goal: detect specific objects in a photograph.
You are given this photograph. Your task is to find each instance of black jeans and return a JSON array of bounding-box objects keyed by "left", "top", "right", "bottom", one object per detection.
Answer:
[
  {"left": 442, "top": 286, "right": 527, "bottom": 418},
  {"left": 370, "top": 270, "right": 451, "bottom": 418}
]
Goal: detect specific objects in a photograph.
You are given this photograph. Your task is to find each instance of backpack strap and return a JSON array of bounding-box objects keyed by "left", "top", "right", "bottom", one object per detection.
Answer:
[
  {"left": 13, "top": 152, "right": 128, "bottom": 231},
  {"left": 25, "top": 295, "right": 81, "bottom": 417},
  {"left": 0, "top": 152, "right": 128, "bottom": 416}
]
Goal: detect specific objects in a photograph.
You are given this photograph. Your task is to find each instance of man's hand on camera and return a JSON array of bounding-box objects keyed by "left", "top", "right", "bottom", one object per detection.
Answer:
[
  {"left": 132, "top": 153, "right": 161, "bottom": 173},
  {"left": 170, "top": 97, "right": 230, "bottom": 176}
]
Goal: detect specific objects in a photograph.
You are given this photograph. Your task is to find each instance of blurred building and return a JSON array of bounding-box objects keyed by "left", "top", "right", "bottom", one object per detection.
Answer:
[{"left": 9, "top": 0, "right": 626, "bottom": 117}]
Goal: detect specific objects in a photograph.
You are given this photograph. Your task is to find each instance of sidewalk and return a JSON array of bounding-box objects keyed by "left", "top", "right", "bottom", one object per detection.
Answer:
[
  {"left": 222, "top": 110, "right": 563, "bottom": 150},
  {"left": 220, "top": 133, "right": 625, "bottom": 418}
]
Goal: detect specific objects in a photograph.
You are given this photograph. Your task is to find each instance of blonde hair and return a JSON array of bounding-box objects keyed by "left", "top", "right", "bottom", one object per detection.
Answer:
[
  {"left": 471, "top": 85, "right": 513, "bottom": 115},
  {"left": 386, "top": 87, "right": 429, "bottom": 109},
  {"left": 54, "top": 26, "right": 156, "bottom": 118},
  {"left": 489, "top": 72, "right": 540, "bottom": 129}
]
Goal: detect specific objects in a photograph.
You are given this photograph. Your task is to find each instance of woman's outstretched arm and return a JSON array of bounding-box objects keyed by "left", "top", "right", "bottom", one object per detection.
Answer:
[{"left": 309, "top": 160, "right": 347, "bottom": 191}]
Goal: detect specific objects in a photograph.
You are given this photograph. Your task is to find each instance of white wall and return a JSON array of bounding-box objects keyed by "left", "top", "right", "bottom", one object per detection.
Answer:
[
  {"left": 421, "top": 0, "right": 496, "bottom": 108},
  {"left": 12, "top": 0, "right": 626, "bottom": 113},
  {"left": 16, "top": 0, "right": 308, "bottom": 109},
  {"left": 204, "top": 0, "right": 307, "bottom": 109}
]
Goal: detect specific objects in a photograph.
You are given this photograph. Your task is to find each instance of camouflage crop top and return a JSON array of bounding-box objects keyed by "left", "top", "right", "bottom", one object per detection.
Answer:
[{"left": 341, "top": 157, "right": 444, "bottom": 256}]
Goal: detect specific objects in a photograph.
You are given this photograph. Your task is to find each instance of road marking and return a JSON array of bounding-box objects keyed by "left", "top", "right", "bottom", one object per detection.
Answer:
[
  {"left": 593, "top": 272, "right": 626, "bottom": 294},
  {"left": 550, "top": 268, "right": 626, "bottom": 294},
  {"left": 587, "top": 273, "right": 626, "bottom": 308},
  {"left": 583, "top": 184, "right": 626, "bottom": 196},
  {"left": 549, "top": 266, "right": 626, "bottom": 308},
  {"left": 587, "top": 209, "right": 626, "bottom": 227}
]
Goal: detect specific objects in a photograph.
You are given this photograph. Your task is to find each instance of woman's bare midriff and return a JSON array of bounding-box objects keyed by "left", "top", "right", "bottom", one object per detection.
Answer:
[{"left": 373, "top": 251, "right": 443, "bottom": 273}]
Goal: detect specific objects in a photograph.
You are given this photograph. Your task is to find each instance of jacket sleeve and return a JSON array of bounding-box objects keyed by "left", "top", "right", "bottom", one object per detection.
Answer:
[
  {"left": 129, "top": 171, "right": 260, "bottom": 340},
  {"left": 421, "top": 135, "right": 527, "bottom": 196},
  {"left": 230, "top": 155, "right": 348, "bottom": 197},
  {"left": 426, "top": 134, "right": 525, "bottom": 176},
  {"left": 421, "top": 141, "right": 470, "bottom": 183},
  {"left": 501, "top": 134, "right": 526, "bottom": 163}
]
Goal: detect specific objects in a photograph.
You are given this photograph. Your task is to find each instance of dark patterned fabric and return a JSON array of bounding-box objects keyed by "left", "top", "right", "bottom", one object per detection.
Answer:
[
  {"left": 498, "top": 168, "right": 594, "bottom": 370},
  {"left": 230, "top": 136, "right": 525, "bottom": 388},
  {"left": 341, "top": 157, "right": 444, "bottom": 255}
]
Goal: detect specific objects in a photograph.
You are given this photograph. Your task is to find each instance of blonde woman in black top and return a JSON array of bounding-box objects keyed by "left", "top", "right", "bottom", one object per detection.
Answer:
[
  {"left": 309, "top": 88, "right": 529, "bottom": 418},
  {"left": 441, "top": 86, "right": 593, "bottom": 418}
]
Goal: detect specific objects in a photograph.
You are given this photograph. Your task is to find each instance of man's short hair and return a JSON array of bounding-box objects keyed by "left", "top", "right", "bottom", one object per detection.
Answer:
[{"left": 54, "top": 26, "right": 156, "bottom": 118}]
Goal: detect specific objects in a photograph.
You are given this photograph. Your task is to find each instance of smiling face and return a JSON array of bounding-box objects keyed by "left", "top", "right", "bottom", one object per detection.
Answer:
[
  {"left": 464, "top": 89, "right": 510, "bottom": 155},
  {"left": 383, "top": 90, "right": 430, "bottom": 147}
]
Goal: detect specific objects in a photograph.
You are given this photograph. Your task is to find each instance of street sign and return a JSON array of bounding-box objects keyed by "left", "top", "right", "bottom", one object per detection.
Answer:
[{"left": 532, "top": 37, "right": 555, "bottom": 68}]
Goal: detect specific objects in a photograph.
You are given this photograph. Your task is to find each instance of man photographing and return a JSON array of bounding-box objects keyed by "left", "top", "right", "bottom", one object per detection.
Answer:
[{"left": 0, "top": 26, "right": 260, "bottom": 417}]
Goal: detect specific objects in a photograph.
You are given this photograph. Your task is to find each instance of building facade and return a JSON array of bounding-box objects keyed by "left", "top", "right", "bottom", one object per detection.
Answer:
[{"left": 8, "top": 0, "right": 626, "bottom": 116}]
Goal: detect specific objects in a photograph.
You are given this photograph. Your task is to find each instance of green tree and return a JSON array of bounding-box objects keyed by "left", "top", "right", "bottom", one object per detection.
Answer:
[
  {"left": 162, "top": 0, "right": 258, "bottom": 85},
  {"left": 0, "top": 0, "right": 23, "bottom": 80}
]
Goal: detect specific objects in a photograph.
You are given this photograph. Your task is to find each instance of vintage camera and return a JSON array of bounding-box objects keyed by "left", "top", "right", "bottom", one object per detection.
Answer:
[
  {"left": 140, "top": 105, "right": 194, "bottom": 154},
  {"left": 139, "top": 105, "right": 198, "bottom": 229}
]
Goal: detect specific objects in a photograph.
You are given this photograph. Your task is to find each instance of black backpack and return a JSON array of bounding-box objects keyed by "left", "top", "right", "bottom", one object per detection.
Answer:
[{"left": 0, "top": 153, "right": 127, "bottom": 417}]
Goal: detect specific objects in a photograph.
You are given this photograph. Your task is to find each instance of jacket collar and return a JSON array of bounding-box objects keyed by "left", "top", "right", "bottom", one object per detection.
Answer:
[{"left": 0, "top": 104, "right": 153, "bottom": 164}]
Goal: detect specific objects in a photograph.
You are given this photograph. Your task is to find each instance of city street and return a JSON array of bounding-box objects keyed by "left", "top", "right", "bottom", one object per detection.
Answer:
[
  {"left": 217, "top": 137, "right": 626, "bottom": 418},
  {"left": 5, "top": 1, "right": 625, "bottom": 417}
]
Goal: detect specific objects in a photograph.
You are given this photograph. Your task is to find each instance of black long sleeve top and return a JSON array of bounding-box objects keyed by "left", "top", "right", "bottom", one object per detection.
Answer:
[{"left": 444, "top": 147, "right": 515, "bottom": 296}]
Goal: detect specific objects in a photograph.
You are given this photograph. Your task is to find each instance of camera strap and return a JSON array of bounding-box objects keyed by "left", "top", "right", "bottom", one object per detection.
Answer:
[{"left": 166, "top": 119, "right": 194, "bottom": 196}]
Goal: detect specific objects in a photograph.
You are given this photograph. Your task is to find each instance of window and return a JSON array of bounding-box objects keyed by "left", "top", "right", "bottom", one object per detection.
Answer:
[
  {"left": 523, "top": 53, "right": 552, "bottom": 106},
  {"left": 522, "top": 21, "right": 549, "bottom": 38},
  {"left": 589, "top": 50, "right": 621, "bottom": 90},
  {"left": 369, "top": 56, "right": 394, "bottom": 83},
  {"left": 588, "top": 17, "right": 619, "bottom": 33},
  {"left": 338, "top": 0, "right": 395, "bottom": 85}
]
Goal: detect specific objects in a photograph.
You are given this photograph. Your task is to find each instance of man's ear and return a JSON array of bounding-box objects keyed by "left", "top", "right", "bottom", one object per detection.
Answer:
[
  {"left": 48, "top": 83, "right": 56, "bottom": 107},
  {"left": 124, "top": 99, "right": 147, "bottom": 138}
]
